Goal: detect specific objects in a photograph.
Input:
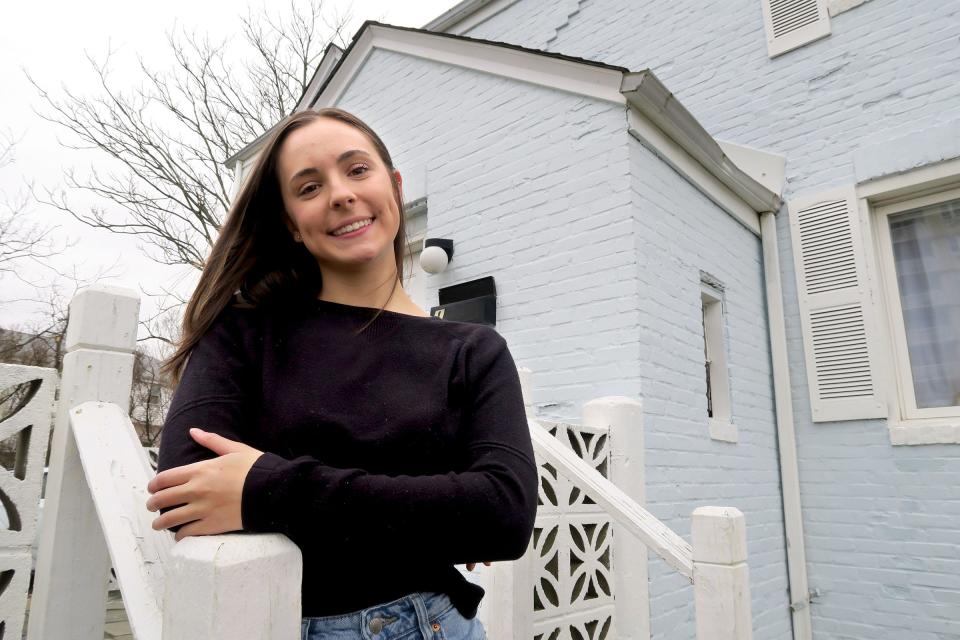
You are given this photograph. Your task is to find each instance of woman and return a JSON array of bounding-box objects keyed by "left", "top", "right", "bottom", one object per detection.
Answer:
[{"left": 146, "top": 108, "right": 538, "bottom": 639}]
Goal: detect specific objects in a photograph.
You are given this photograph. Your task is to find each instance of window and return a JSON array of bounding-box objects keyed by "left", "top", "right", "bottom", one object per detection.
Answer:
[
  {"left": 701, "top": 278, "right": 736, "bottom": 442},
  {"left": 873, "top": 188, "right": 960, "bottom": 426}
]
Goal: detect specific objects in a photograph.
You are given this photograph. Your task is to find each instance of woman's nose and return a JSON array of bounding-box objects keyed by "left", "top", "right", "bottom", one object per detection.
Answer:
[{"left": 328, "top": 179, "right": 356, "bottom": 209}]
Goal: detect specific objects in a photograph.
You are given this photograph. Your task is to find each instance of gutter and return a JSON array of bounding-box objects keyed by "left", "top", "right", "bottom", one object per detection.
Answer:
[{"left": 620, "top": 71, "right": 781, "bottom": 214}]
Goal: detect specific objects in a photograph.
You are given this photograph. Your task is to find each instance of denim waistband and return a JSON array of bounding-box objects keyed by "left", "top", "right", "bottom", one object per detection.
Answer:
[{"left": 301, "top": 592, "right": 454, "bottom": 640}]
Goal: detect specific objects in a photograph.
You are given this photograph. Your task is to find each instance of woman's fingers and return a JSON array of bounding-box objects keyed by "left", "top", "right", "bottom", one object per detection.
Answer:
[
  {"left": 151, "top": 503, "right": 201, "bottom": 531},
  {"left": 148, "top": 462, "right": 203, "bottom": 494},
  {"left": 146, "top": 483, "right": 193, "bottom": 513}
]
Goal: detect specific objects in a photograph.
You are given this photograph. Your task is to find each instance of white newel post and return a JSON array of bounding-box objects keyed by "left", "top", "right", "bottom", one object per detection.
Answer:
[
  {"left": 27, "top": 285, "right": 140, "bottom": 640},
  {"left": 162, "top": 535, "right": 302, "bottom": 640},
  {"left": 583, "top": 396, "right": 649, "bottom": 640},
  {"left": 692, "top": 507, "right": 753, "bottom": 640}
]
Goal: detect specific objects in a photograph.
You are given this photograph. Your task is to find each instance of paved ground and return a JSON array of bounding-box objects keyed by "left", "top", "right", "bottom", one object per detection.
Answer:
[{"left": 103, "top": 590, "right": 133, "bottom": 640}]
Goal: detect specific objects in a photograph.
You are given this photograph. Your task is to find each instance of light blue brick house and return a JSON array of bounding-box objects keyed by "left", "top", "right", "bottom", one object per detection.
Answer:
[{"left": 226, "top": 2, "right": 960, "bottom": 638}]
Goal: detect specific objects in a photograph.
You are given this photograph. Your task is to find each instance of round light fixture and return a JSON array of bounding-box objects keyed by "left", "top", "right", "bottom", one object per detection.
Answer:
[{"left": 420, "top": 238, "right": 454, "bottom": 274}]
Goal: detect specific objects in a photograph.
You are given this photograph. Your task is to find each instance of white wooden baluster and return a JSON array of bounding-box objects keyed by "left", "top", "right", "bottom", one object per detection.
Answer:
[
  {"left": 584, "top": 396, "right": 649, "bottom": 640},
  {"left": 27, "top": 285, "right": 140, "bottom": 640},
  {"left": 162, "top": 534, "right": 303, "bottom": 640},
  {"left": 692, "top": 506, "right": 753, "bottom": 640}
]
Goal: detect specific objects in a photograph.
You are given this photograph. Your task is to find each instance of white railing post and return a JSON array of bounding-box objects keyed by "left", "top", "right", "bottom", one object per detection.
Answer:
[
  {"left": 583, "top": 396, "right": 649, "bottom": 640},
  {"left": 476, "top": 544, "right": 535, "bottom": 639},
  {"left": 161, "top": 535, "right": 302, "bottom": 640},
  {"left": 692, "top": 506, "right": 753, "bottom": 640},
  {"left": 28, "top": 284, "right": 140, "bottom": 640}
]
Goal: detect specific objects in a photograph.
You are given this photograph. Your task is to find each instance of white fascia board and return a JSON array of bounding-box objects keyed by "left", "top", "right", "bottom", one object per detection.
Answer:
[
  {"left": 628, "top": 109, "right": 760, "bottom": 235},
  {"left": 717, "top": 140, "right": 786, "bottom": 198},
  {"left": 315, "top": 25, "right": 627, "bottom": 107},
  {"left": 225, "top": 127, "right": 274, "bottom": 170},
  {"left": 423, "top": 0, "right": 519, "bottom": 34},
  {"left": 296, "top": 44, "right": 344, "bottom": 111},
  {"left": 622, "top": 72, "right": 781, "bottom": 221}
]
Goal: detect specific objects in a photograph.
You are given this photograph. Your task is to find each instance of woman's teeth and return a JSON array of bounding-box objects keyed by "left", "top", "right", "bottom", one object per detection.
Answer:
[{"left": 331, "top": 219, "right": 373, "bottom": 236}]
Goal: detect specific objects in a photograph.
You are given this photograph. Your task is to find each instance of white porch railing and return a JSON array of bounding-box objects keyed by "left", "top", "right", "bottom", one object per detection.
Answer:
[{"left": 3, "top": 284, "right": 753, "bottom": 639}]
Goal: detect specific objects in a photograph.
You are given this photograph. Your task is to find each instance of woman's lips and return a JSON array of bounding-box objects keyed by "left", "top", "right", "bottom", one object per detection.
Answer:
[{"left": 330, "top": 218, "right": 375, "bottom": 238}]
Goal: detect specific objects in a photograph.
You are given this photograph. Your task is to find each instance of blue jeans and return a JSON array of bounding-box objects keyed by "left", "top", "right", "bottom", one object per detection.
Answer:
[{"left": 301, "top": 592, "right": 486, "bottom": 639}]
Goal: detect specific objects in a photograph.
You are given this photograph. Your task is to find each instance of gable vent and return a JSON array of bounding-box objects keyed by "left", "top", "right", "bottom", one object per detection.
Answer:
[
  {"left": 789, "top": 186, "right": 886, "bottom": 422},
  {"left": 761, "top": 0, "right": 831, "bottom": 57}
]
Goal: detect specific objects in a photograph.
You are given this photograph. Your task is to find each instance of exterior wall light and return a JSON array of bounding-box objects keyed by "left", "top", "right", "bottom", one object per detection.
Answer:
[{"left": 420, "top": 238, "right": 454, "bottom": 274}]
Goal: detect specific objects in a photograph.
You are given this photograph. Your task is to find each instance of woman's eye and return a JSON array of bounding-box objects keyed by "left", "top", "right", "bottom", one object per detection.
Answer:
[
  {"left": 299, "top": 183, "right": 320, "bottom": 196},
  {"left": 349, "top": 164, "right": 369, "bottom": 176}
]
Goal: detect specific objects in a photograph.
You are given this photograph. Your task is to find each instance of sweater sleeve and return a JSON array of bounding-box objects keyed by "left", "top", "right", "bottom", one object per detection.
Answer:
[
  {"left": 241, "top": 327, "right": 539, "bottom": 564},
  {"left": 157, "top": 304, "right": 260, "bottom": 477}
]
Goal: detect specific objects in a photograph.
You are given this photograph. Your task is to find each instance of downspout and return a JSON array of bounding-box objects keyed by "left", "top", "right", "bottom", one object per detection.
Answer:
[
  {"left": 761, "top": 211, "right": 814, "bottom": 640},
  {"left": 622, "top": 68, "right": 813, "bottom": 638}
]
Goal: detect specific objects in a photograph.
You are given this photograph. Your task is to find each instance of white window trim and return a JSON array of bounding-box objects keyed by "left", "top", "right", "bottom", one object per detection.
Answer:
[
  {"left": 857, "top": 163, "right": 960, "bottom": 445},
  {"left": 701, "top": 282, "right": 737, "bottom": 443}
]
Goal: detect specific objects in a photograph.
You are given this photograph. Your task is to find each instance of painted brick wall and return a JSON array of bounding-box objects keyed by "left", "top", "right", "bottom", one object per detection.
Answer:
[
  {"left": 629, "top": 138, "right": 790, "bottom": 640},
  {"left": 337, "top": 48, "right": 642, "bottom": 412},
  {"left": 334, "top": 47, "right": 790, "bottom": 638},
  {"left": 459, "top": 0, "right": 960, "bottom": 637}
]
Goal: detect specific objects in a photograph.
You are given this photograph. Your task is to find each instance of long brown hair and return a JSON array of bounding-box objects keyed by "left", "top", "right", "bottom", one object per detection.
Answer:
[{"left": 162, "top": 108, "right": 409, "bottom": 385}]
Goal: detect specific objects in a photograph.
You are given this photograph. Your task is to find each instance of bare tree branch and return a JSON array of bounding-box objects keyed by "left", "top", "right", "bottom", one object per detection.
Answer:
[{"left": 28, "top": 0, "right": 350, "bottom": 272}]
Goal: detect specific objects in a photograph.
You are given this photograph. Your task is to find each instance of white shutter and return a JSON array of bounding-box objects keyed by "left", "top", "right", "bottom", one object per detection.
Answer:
[
  {"left": 788, "top": 186, "right": 886, "bottom": 422},
  {"left": 760, "top": 0, "right": 831, "bottom": 57}
]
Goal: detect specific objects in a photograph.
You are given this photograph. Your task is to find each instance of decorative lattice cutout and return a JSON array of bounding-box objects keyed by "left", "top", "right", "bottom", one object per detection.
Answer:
[{"left": 531, "top": 421, "right": 615, "bottom": 639}]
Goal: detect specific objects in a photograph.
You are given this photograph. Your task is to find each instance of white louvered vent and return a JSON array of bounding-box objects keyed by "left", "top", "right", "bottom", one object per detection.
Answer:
[
  {"left": 789, "top": 187, "right": 886, "bottom": 422},
  {"left": 761, "top": 0, "right": 831, "bottom": 57}
]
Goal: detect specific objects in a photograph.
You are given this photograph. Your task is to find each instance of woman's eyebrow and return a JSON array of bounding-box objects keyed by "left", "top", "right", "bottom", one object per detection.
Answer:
[
  {"left": 288, "top": 150, "right": 373, "bottom": 184},
  {"left": 337, "top": 149, "right": 372, "bottom": 162}
]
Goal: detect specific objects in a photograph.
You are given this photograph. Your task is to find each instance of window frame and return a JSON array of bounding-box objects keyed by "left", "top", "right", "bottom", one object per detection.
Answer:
[
  {"left": 701, "top": 281, "right": 737, "bottom": 443},
  {"left": 858, "top": 160, "right": 960, "bottom": 445}
]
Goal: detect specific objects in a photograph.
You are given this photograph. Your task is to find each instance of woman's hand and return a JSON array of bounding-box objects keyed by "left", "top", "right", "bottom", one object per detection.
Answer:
[
  {"left": 146, "top": 428, "right": 264, "bottom": 542},
  {"left": 465, "top": 561, "right": 492, "bottom": 572}
]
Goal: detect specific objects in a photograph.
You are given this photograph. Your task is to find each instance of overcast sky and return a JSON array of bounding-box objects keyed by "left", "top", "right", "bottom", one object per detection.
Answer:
[{"left": 0, "top": 0, "right": 458, "bottom": 351}]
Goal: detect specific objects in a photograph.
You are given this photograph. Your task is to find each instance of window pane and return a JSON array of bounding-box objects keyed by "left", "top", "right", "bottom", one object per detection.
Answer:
[{"left": 889, "top": 197, "right": 960, "bottom": 409}]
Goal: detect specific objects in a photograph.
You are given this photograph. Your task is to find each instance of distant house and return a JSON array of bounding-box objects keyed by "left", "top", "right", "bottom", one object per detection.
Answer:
[
  {"left": 0, "top": 327, "right": 173, "bottom": 446},
  {"left": 225, "top": 3, "right": 960, "bottom": 638}
]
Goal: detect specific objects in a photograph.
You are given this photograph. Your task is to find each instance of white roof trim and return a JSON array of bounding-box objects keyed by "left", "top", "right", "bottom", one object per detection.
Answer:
[
  {"left": 297, "top": 44, "right": 344, "bottom": 112},
  {"left": 628, "top": 110, "right": 762, "bottom": 235},
  {"left": 423, "top": 0, "right": 520, "bottom": 35},
  {"left": 315, "top": 24, "right": 626, "bottom": 107},
  {"left": 718, "top": 140, "right": 785, "bottom": 198},
  {"left": 227, "top": 23, "right": 780, "bottom": 227},
  {"left": 621, "top": 71, "right": 781, "bottom": 221}
]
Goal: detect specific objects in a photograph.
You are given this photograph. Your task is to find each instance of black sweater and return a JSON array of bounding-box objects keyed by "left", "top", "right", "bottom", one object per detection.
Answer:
[{"left": 157, "top": 297, "right": 538, "bottom": 618}]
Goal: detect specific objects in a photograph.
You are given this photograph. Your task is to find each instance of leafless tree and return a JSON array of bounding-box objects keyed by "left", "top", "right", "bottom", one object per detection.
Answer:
[
  {"left": 30, "top": 0, "right": 351, "bottom": 271},
  {"left": 0, "top": 132, "right": 70, "bottom": 284}
]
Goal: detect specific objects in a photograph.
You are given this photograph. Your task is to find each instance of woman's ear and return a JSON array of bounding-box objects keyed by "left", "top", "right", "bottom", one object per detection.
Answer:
[
  {"left": 284, "top": 217, "right": 302, "bottom": 243},
  {"left": 393, "top": 169, "right": 404, "bottom": 203}
]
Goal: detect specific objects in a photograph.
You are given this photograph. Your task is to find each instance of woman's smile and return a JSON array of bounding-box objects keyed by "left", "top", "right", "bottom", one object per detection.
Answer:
[{"left": 330, "top": 216, "right": 375, "bottom": 238}]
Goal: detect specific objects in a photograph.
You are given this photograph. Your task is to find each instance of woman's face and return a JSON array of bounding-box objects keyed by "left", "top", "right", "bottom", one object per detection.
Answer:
[{"left": 276, "top": 117, "right": 401, "bottom": 275}]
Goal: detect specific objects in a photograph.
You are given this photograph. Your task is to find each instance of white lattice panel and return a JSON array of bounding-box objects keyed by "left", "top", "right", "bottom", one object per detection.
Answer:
[
  {"left": 533, "top": 422, "right": 614, "bottom": 640},
  {"left": 0, "top": 364, "right": 57, "bottom": 636}
]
